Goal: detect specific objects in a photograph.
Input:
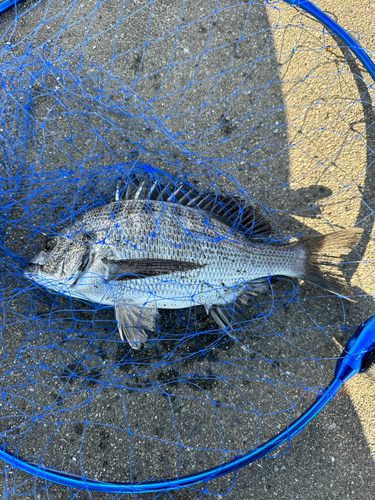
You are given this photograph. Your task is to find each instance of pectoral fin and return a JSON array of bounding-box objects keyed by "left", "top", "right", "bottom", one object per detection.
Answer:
[
  {"left": 106, "top": 258, "right": 203, "bottom": 281},
  {"left": 115, "top": 303, "right": 158, "bottom": 349}
]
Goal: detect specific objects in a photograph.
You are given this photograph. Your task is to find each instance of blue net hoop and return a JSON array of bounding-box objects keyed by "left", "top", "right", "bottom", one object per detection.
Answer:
[{"left": 0, "top": 0, "right": 374, "bottom": 497}]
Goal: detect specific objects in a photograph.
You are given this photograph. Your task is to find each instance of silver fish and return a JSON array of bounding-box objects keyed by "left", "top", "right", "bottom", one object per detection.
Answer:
[{"left": 24, "top": 174, "right": 363, "bottom": 349}]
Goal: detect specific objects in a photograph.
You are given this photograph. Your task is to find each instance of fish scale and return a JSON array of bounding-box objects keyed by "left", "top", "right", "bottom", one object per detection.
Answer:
[{"left": 70, "top": 200, "right": 298, "bottom": 308}]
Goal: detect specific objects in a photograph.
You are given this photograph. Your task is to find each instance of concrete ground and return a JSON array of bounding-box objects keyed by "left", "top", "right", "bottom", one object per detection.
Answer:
[{"left": 0, "top": 0, "right": 374, "bottom": 499}]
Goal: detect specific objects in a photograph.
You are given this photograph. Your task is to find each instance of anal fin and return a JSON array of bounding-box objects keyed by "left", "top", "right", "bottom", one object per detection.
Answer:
[
  {"left": 208, "top": 281, "right": 268, "bottom": 337},
  {"left": 115, "top": 303, "right": 157, "bottom": 349}
]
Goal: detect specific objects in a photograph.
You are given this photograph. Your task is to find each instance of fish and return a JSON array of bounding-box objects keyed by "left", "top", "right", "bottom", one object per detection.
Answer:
[{"left": 24, "top": 171, "right": 363, "bottom": 349}]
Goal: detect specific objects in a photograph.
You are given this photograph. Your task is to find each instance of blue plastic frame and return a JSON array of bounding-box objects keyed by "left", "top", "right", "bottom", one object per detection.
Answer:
[
  {"left": 283, "top": 0, "right": 375, "bottom": 82},
  {"left": 0, "top": 0, "right": 375, "bottom": 493},
  {"left": 0, "top": 0, "right": 21, "bottom": 15}
]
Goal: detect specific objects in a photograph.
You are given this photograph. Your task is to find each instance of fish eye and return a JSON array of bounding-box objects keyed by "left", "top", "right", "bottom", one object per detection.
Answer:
[{"left": 43, "top": 239, "right": 57, "bottom": 253}]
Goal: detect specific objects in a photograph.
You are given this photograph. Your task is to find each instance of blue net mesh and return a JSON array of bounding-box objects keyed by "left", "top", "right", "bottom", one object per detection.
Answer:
[{"left": 0, "top": 0, "right": 374, "bottom": 498}]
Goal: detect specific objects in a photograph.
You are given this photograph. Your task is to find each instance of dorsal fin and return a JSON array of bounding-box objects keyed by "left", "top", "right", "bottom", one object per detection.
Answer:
[{"left": 115, "top": 173, "right": 271, "bottom": 238}]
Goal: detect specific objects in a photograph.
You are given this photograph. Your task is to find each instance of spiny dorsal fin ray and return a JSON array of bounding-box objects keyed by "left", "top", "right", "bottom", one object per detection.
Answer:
[{"left": 116, "top": 172, "right": 271, "bottom": 239}]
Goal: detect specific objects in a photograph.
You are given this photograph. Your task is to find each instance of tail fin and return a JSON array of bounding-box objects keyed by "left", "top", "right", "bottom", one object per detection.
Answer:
[{"left": 298, "top": 228, "right": 363, "bottom": 297}]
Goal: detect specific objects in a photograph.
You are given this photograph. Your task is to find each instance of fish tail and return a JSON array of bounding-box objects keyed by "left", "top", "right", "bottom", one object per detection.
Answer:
[{"left": 296, "top": 228, "right": 363, "bottom": 297}]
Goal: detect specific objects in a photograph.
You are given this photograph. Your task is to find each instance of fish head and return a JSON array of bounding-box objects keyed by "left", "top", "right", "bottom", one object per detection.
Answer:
[{"left": 24, "top": 232, "right": 91, "bottom": 294}]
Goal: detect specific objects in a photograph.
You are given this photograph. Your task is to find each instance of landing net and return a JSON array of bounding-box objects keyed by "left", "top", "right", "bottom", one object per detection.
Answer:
[{"left": 0, "top": 1, "right": 373, "bottom": 498}]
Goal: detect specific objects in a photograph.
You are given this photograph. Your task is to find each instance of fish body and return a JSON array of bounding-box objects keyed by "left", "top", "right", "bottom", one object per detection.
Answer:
[{"left": 25, "top": 174, "right": 363, "bottom": 348}]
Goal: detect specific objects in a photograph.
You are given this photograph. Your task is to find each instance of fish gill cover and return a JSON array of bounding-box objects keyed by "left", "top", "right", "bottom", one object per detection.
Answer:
[{"left": 0, "top": 0, "right": 373, "bottom": 498}]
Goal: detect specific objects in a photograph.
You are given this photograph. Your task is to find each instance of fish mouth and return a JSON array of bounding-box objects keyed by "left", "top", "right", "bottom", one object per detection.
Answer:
[{"left": 24, "top": 262, "right": 40, "bottom": 275}]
